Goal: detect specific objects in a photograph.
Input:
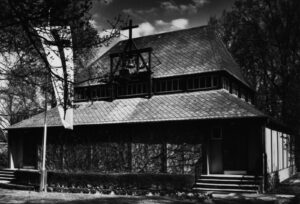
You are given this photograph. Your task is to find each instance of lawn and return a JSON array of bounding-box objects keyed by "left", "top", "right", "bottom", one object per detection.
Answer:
[{"left": 1, "top": 173, "right": 300, "bottom": 204}]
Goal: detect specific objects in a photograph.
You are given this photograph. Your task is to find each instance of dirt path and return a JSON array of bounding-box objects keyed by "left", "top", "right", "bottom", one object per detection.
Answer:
[
  {"left": 0, "top": 189, "right": 196, "bottom": 204},
  {"left": 1, "top": 173, "right": 300, "bottom": 204},
  {"left": 271, "top": 173, "right": 300, "bottom": 204}
]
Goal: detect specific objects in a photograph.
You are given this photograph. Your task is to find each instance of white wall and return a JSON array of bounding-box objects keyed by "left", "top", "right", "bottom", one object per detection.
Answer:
[{"left": 265, "top": 128, "right": 295, "bottom": 182}]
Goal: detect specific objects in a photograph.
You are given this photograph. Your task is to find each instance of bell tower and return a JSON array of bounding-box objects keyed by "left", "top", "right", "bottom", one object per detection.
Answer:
[{"left": 109, "top": 20, "right": 153, "bottom": 99}]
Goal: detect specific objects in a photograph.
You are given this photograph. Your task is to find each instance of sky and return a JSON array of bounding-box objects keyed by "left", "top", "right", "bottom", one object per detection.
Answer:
[
  {"left": 88, "top": 0, "right": 235, "bottom": 57},
  {"left": 90, "top": 0, "right": 235, "bottom": 36}
]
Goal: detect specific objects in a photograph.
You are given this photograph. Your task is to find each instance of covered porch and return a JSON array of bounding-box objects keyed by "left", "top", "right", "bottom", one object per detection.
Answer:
[
  {"left": 7, "top": 119, "right": 265, "bottom": 190},
  {"left": 6, "top": 90, "right": 269, "bottom": 192}
]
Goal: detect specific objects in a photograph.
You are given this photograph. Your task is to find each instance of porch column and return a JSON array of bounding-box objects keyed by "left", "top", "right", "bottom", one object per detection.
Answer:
[
  {"left": 206, "top": 134, "right": 210, "bottom": 175},
  {"left": 8, "top": 133, "right": 14, "bottom": 169},
  {"left": 8, "top": 133, "right": 23, "bottom": 169},
  {"left": 261, "top": 124, "right": 267, "bottom": 193},
  {"left": 201, "top": 142, "right": 207, "bottom": 175}
]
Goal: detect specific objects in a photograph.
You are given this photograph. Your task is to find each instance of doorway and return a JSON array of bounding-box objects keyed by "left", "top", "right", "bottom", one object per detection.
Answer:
[
  {"left": 23, "top": 136, "right": 37, "bottom": 169},
  {"left": 209, "top": 127, "right": 223, "bottom": 174},
  {"left": 223, "top": 128, "right": 248, "bottom": 174}
]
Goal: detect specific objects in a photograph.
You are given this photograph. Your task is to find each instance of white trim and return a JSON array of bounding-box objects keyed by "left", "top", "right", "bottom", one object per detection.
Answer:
[
  {"left": 201, "top": 174, "right": 258, "bottom": 178},
  {"left": 224, "top": 170, "right": 247, "bottom": 175}
]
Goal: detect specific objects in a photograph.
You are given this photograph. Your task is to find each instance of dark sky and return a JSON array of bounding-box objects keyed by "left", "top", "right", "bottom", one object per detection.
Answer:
[
  {"left": 88, "top": 0, "right": 235, "bottom": 56},
  {"left": 90, "top": 0, "right": 235, "bottom": 37}
]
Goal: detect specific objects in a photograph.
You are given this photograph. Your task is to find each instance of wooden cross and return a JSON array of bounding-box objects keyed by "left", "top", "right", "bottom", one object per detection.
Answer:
[{"left": 121, "top": 19, "right": 138, "bottom": 41}]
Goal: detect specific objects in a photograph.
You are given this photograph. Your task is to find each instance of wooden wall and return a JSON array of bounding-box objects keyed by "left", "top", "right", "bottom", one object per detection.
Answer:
[{"left": 8, "top": 118, "right": 265, "bottom": 175}]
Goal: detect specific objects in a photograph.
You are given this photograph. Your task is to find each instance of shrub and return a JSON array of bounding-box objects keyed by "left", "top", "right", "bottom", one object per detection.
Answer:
[
  {"left": 14, "top": 170, "right": 40, "bottom": 186},
  {"left": 47, "top": 171, "right": 194, "bottom": 192}
]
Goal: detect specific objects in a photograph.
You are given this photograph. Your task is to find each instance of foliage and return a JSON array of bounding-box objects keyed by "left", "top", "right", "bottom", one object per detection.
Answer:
[
  {"left": 209, "top": 0, "right": 300, "bottom": 132},
  {"left": 0, "top": 0, "right": 123, "bottom": 126},
  {"left": 14, "top": 170, "right": 41, "bottom": 186},
  {"left": 38, "top": 141, "right": 202, "bottom": 175},
  {"left": 47, "top": 171, "right": 194, "bottom": 192},
  {"left": 0, "top": 143, "right": 7, "bottom": 168}
]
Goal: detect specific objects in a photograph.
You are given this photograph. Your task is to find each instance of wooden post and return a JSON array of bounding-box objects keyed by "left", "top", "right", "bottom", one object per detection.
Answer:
[
  {"left": 261, "top": 124, "right": 267, "bottom": 193},
  {"left": 201, "top": 143, "right": 207, "bottom": 175},
  {"left": 110, "top": 56, "right": 114, "bottom": 100},
  {"left": 206, "top": 134, "right": 210, "bottom": 175},
  {"left": 148, "top": 51, "right": 152, "bottom": 98}
]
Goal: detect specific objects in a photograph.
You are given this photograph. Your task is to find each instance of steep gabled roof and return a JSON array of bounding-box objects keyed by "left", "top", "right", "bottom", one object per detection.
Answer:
[
  {"left": 8, "top": 89, "right": 265, "bottom": 129},
  {"left": 76, "top": 26, "right": 250, "bottom": 87}
]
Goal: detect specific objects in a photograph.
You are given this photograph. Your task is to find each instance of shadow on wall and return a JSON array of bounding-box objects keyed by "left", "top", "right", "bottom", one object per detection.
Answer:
[{"left": 0, "top": 142, "right": 8, "bottom": 168}]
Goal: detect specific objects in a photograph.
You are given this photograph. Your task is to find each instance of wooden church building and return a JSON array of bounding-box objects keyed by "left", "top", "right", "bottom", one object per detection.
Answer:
[{"left": 7, "top": 25, "right": 296, "bottom": 193}]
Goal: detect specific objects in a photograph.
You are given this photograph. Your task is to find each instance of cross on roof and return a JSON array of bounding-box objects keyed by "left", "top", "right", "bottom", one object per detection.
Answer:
[{"left": 121, "top": 19, "right": 138, "bottom": 41}]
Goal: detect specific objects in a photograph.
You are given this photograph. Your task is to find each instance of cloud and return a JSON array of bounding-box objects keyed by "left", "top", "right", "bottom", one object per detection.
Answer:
[
  {"left": 192, "top": 0, "right": 210, "bottom": 7},
  {"left": 100, "top": 18, "right": 189, "bottom": 42},
  {"left": 132, "top": 19, "right": 189, "bottom": 37},
  {"left": 160, "top": 1, "right": 179, "bottom": 12},
  {"left": 136, "top": 8, "right": 157, "bottom": 15},
  {"left": 95, "top": 18, "right": 190, "bottom": 58},
  {"left": 133, "top": 22, "right": 156, "bottom": 37},
  {"left": 89, "top": 19, "right": 98, "bottom": 29},
  {"left": 160, "top": 0, "right": 209, "bottom": 14},
  {"left": 122, "top": 8, "right": 157, "bottom": 22},
  {"left": 123, "top": 8, "right": 145, "bottom": 21},
  {"left": 99, "top": 0, "right": 113, "bottom": 5},
  {"left": 170, "top": 19, "right": 189, "bottom": 29},
  {"left": 179, "top": 4, "right": 197, "bottom": 14},
  {"left": 155, "top": 18, "right": 189, "bottom": 31}
]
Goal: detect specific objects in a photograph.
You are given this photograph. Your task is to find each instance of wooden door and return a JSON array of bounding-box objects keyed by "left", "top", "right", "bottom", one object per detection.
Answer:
[
  {"left": 223, "top": 129, "right": 247, "bottom": 173},
  {"left": 23, "top": 136, "right": 37, "bottom": 168},
  {"left": 209, "top": 128, "right": 223, "bottom": 174}
]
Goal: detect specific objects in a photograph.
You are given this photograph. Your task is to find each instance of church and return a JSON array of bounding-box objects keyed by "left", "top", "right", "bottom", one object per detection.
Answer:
[{"left": 6, "top": 25, "right": 296, "bottom": 193}]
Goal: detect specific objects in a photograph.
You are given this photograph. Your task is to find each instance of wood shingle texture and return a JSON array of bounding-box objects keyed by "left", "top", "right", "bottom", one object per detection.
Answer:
[
  {"left": 76, "top": 26, "right": 249, "bottom": 87},
  {"left": 8, "top": 90, "right": 265, "bottom": 129}
]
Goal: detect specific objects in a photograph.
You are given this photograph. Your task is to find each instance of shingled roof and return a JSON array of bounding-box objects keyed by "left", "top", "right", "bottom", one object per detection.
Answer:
[
  {"left": 76, "top": 26, "right": 249, "bottom": 87},
  {"left": 8, "top": 90, "right": 265, "bottom": 129}
]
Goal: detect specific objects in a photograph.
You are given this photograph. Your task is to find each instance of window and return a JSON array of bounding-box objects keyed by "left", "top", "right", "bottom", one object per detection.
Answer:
[
  {"left": 101, "top": 86, "right": 110, "bottom": 98},
  {"left": 74, "top": 87, "right": 93, "bottom": 101},
  {"left": 232, "top": 83, "right": 239, "bottom": 96},
  {"left": 155, "top": 78, "right": 181, "bottom": 93},
  {"left": 187, "top": 75, "right": 218, "bottom": 90},
  {"left": 240, "top": 89, "right": 246, "bottom": 101},
  {"left": 248, "top": 93, "right": 254, "bottom": 104},
  {"left": 91, "top": 87, "right": 97, "bottom": 98},
  {"left": 223, "top": 77, "right": 230, "bottom": 91},
  {"left": 199, "top": 77, "right": 206, "bottom": 88},
  {"left": 213, "top": 76, "right": 218, "bottom": 87},
  {"left": 75, "top": 88, "right": 84, "bottom": 100},
  {"left": 118, "top": 82, "right": 148, "bottom": 96},
  {"left": 211, "top": 127, "right": 222, "bottom": 140}
]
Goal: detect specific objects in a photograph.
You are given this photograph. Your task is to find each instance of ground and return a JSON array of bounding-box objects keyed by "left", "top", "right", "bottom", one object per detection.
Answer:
[
  {"left": 0, "top": 173, "right": 300, "bottom": 204},
  {"left": 0, "top": 190, "right": 196, "bottom": 204}
]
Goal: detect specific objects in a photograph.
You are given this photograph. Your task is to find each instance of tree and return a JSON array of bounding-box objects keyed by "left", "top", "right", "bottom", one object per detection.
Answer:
[
  {"left": 0, "top": 0, "right": 124, "bottom": 125},
  {"left": 209, "top": 0, "right": 300, "bottom": 132}
]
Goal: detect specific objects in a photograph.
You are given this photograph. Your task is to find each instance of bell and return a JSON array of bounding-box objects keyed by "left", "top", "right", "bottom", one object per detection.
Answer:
[{"left": 126, "top": 58, "right": 135, "bottom": 68}]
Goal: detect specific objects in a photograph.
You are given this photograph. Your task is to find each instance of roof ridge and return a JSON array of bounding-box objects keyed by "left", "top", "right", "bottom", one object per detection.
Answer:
[
  {"left": 118, "top": 25, "right": 209, "bottom": 42},
  {"left": 78, "top": 25, "right": 251, "bottom": 89},
  {"left": 8, "top": 89, "right": 266, "bottom": 130},
  {"left": 87, "top": 25, "right": 210, "bottom": 68}
]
